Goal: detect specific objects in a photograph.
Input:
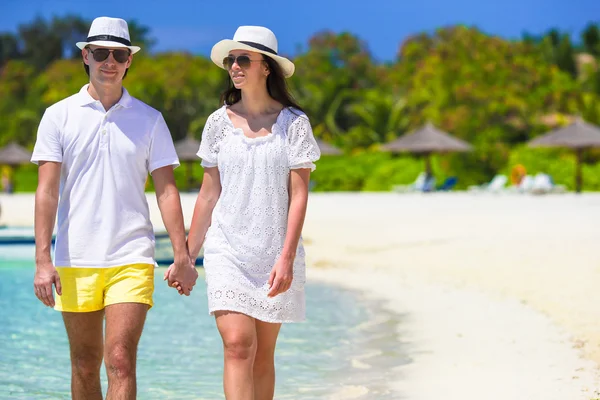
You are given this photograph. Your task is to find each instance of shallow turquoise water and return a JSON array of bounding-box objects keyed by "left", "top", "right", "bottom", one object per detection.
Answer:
[{"left": 0, "top": 260, "right": 403, "bottom": 399}]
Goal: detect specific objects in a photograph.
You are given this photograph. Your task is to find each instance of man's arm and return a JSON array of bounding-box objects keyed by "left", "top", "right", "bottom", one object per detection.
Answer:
[
  {"left": 33, "top": 161, "right": 62, "bottom": 307},
  {"left": 152, "top": 166, "right": 188, "bottom": 261},
  {"left": 152, "top": 166, "right": 197, "bottom": 295},
  {"left": 166, "top": 167, "right": 221, "bottom": 296}
]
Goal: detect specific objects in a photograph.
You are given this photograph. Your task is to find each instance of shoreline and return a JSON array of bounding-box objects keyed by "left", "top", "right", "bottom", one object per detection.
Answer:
[
  {"left": 301, "top": 192, "right": 600, "bottom": 399},
  {"left": 2, "top": 192, "right": 600, "bottom": 399},
  {"left": 310, "top": 277, "right": 408, "bottom": 399},
  {"left": 308, "top": 266, "right": 599, "bottom": 399}
]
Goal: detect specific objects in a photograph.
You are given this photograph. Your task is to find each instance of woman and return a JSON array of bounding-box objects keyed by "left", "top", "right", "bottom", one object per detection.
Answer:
[{"left": 168, "top": 26, "right": 320, "bottom": 399}]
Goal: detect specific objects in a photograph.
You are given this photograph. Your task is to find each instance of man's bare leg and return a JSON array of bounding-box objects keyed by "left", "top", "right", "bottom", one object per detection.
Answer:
[
  {"left": 104, "top": 303, "right": 149, "bottom": 400},
  {"left": 62, "top": 310, "right": 105, "bottom": 400}
]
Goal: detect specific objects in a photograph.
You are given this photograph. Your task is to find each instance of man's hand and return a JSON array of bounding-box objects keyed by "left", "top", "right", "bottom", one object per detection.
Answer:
[
  {"left": 34, "top": 261, "right": 62, "bottom": 307},
  {"left": 163, "top": 257, "right": 197, "bottom": 296}
]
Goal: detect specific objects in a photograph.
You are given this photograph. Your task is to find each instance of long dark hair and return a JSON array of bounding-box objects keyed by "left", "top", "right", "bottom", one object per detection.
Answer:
[{"left": 220, "top": 55, "right": 303, "bottom": 113}]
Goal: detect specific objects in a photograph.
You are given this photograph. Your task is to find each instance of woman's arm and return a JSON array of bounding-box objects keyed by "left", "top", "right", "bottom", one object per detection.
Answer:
[
  {"left": 268, "top": 168, "right": 311, "bottom": 297},
  {"left": 282, "top": 168, "right": 310, "bottom": 260},
  {"left": 187, "top": 167, "right": 222, "bottom": 262}
]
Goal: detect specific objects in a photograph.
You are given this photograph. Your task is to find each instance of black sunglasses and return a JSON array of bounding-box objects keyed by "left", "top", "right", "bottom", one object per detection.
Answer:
[
  {"left": 87, "top": 47, "right": 131, "bottom": 63},
  {"left": 222, "top": 55, "right": 263, "bottom": 70}
]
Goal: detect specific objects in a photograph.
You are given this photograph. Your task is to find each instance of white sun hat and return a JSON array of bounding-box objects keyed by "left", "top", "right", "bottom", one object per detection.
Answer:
[
  {"left": 76, "top": 16, "right": 141, "bottom": 54},
  {"left": 211, "top": 26, "right": 295, "bottom": 78}
]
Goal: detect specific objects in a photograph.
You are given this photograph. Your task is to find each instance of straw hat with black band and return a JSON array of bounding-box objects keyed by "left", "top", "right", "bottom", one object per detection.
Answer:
[
  {"left": 211, "top": 26, "right": 294, "bottom": 78},
  {"left": 76, "top": 16, "right": 141, "bottom": 54}
]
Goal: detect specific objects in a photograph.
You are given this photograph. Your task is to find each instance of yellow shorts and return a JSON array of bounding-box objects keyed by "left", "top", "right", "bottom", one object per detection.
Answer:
[{"left": 54, "top": 263, "right": 155, "bottom": 312}]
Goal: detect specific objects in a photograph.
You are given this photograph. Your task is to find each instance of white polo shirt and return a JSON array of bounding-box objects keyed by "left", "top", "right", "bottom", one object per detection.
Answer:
[{"left": 32, "top": 84, "right": 180, "bottom": 268}]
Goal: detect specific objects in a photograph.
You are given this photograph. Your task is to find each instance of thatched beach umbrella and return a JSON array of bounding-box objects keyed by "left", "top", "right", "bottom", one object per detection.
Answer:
[
  {"left": 0, "top": 142, "right": 32, "bottom": 193},
  {"left": 315, "top": 138, "right": 343, "bottom": 156},
  {"left": 380, "top": 122, "right": 472, "bottom": 174},
  {"left": 0, "top": 142, "right": 32, "bottom": 166},
  {"left": 174, "top": 136, "right": 201, "bottom": 191},
  {"left": 528, "top": 118, "right": 600, "bottom": 193}
]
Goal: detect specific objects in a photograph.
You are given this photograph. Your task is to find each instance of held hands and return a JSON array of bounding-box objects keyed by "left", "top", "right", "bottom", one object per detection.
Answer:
[
  {"left": 268, "top": 256, "right": 294, "bottom": 298},
  {"left": 33, "top": 261, "right": 62, "bottom": 307},
  {"left": 163, "top": 256, "right": 198, "bottom": 296}
]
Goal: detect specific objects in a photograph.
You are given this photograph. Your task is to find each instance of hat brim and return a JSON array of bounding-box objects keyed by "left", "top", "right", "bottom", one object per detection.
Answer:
[
  {"left": 76, "top": 41, "right": 141, "bottom": 54},
  {"left": 211, "top": 40, "right": 295, "bottom": 78}
]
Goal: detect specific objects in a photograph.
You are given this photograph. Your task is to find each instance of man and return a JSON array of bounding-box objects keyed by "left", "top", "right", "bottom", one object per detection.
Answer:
[{"left": 31, "top": 16, "right": 197, "bottom": 400}]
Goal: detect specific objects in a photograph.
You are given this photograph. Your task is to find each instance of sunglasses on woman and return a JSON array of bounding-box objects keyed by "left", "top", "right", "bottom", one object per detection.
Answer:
[
  {"left": 222, "top": 55, "right": 263, "bottom": 70},
  {"left": 87, "top": 47, "right": 131, "bottom": 63}
]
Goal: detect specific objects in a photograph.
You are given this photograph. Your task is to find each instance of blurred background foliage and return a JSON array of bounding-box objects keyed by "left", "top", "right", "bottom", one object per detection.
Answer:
[{"left": 2, "top": 16, "right": 600, "bottom": 191}]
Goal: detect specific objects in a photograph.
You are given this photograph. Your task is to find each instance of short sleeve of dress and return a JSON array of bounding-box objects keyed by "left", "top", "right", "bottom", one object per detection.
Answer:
[
  {"left": 286, "top": 112, "right": 321, "bottom": 172},
  {"left": 197, "top": 109, "right": 227, "bottom": 168}
]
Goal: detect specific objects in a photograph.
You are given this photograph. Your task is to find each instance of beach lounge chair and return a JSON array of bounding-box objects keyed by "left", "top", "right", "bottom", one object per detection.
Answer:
[
  {"left": 422, "top": 175, "right": 436, "bottom": 192},
  {"left": 392, "top": 172, "right": 427, "bottom": 193},
  {"left": 530, "top": 173, "right": 567, "bottom": 195},
  {"left": 437, "top": 176, "right": 458, "bottom": 191},
  {"left": 468, "top": 174, "right": 508, "bottom": 193},
  {"left": 504, "top": 174, "right": 534, "bottom": 194},
  {"left": 548, "top": 175, "right": 568, "bottom": 194},
  {"left": 517, "top": 175, "right": 535, "bottom": 193}
]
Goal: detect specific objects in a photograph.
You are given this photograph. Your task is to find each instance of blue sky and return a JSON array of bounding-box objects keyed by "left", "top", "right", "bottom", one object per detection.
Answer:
[{"left": 0, "top": 0, "right": 598, "bottom": 62}]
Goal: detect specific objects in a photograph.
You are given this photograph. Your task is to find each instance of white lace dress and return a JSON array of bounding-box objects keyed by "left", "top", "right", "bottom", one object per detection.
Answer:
[{"left": 196, "top": 106, "right": 321, "bottom": 323}]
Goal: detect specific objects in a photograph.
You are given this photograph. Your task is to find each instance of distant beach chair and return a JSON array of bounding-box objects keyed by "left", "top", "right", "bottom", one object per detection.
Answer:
[
  {"left": 392, "top": 172, "right": 427, "bottom": 193},
  {"left": 530, "top": 173, "right": 567, "bottom": 195},
  {"left": 517, "top": 175, "right": 535, "bottom": 193},
  {"left": 422, "top": 175, "right": 436, "bottom": 192},
  {"left": 468, "top": 174, "right": 508, "bottom": 194},
  {"left": 437, "top": 176, "right": 458, "bottom": 191},
  {"left": 548, "top": 175, "right": 567, "bottom": 194},
  {"left": 504, "top": 174, "right": 534, "bottom": 194}
]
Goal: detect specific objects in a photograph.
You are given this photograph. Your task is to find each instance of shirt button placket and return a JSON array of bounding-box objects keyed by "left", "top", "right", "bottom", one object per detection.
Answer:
[
  {"left": 101, "top": 112, "right": 110, "bottom": 148},
  {"left": 99, "top": 129, "right": 105, "bottom": 149}
]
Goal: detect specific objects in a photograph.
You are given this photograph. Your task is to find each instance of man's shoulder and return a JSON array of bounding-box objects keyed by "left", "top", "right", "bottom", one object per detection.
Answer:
[
  {"left": 41, "top": 92, "right": 86, "bottom": 127},
  {"left": 45, "top": 92, "right": 82, "bottom": 114},
  {"left": 127, "top": 96, "right": 162, "bottom": 120}
]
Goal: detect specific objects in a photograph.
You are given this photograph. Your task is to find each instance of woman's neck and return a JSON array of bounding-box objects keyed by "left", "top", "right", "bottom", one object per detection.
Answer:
[{"left": 239, "top": 87, "right": 280, "bottom": 117}]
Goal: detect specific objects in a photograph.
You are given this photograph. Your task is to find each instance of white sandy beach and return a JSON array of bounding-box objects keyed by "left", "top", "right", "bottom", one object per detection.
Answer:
[{"left": 2, "top": 191, "right": 600, "bottom": 399}]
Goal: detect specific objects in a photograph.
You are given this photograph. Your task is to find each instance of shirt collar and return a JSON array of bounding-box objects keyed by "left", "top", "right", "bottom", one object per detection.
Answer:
[
  {"left": 76, "top": 84, "right": 97, "bottom": 107},
  {"left": 76, "top": 84, "right": 133, "bottom": 109},
  {"left": 118, "top": 87, "right": 133, "bottom": 108}
]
